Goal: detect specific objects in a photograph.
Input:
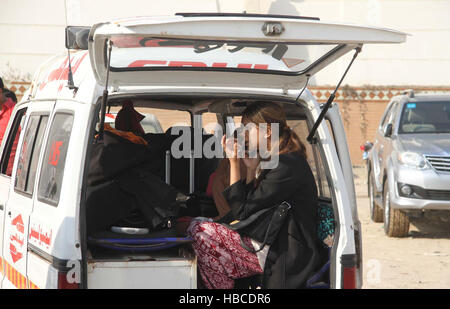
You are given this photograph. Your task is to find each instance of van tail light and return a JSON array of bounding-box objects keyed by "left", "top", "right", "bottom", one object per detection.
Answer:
[
  {"left": 342, "top": 266, "right": 357, "bottom": 289},
  {"left": 57, "top": 271, "right": 79, "bottom": 289},
  {"left": 341, "top": 254, "right": 357, "bottom": 289}
]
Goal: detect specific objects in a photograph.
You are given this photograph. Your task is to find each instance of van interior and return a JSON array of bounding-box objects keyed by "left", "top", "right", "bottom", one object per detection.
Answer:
[{"left": 83, "top": 96, "right": 335, "bottom": 288}]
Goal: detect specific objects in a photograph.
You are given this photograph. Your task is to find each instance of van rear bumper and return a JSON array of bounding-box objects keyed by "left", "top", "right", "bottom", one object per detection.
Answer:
[{"left": 87, "top": 257, "right": 197, "bottom": 288}]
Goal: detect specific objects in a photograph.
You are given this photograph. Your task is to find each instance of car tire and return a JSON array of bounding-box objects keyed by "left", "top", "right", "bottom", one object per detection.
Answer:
[
  {"left": 383, "top": 180, "right": 410, "bottom": 237},
  {"left": 369, "top": 171, "right": 383, "bottom": 223}
]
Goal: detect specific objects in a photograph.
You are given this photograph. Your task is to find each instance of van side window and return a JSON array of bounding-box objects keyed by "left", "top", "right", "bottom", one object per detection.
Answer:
[
  {"left": 38, "top": 113, "right": 74, "bottom": 206},
  {"left": 14, "top": 115, "right": 49, "bottom": 195},
  {"left": 0, "top": 108, "right": 27, "bottom": 176},
  {"left": 287, "top": 119, "right": 332, "bottom": 199}
]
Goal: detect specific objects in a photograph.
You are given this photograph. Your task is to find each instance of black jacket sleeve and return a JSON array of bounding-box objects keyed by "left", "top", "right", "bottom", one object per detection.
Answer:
[{"left": 222, "top": 155, "right": 304, "bottom": 221}]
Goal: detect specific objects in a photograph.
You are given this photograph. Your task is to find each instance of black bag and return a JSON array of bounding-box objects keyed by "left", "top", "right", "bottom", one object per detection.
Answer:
[
  {"left": 88, "top": 131, "right": 163, "bottom": 186},
  {"left": 222, "top": 201, "right": 292, "bottom": 253},
  {"left": 116, "top": 167, "right": 186, "bottom": 230},
  {"left": 86, "top": 179, "right": 137, "bottom": 235},
  {"left": 86, "top": 167, "right": 189, "bottom": 235}
]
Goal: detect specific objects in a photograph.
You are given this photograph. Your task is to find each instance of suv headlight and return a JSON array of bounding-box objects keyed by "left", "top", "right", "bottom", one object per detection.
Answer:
[{"left": 397, "top": 152, "right": 429, "bottom": 169}]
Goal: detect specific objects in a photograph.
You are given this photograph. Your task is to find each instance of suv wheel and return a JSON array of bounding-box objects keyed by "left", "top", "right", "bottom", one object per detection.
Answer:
[
  {"left": 369, "top": 171, "right": 383, "bottom": 223},
  {"left": 383, "top": 180, "right": 410, "bottom": 237}
]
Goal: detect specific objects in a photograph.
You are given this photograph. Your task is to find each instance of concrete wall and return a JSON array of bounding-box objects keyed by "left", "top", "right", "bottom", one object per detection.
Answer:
[
  {"left": 2, "top": 0, "right": 450, "bottom": 85},
  {"left": 2, "top": 0, "right": 450, "bottom": 165},
  {"left": 251, "top": 0, "right": 450, "bottom": 87}
]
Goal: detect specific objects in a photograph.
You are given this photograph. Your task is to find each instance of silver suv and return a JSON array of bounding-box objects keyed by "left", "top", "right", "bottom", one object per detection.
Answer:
[{"left": 367, "top": 90, "right": 450, "bottom": 237}]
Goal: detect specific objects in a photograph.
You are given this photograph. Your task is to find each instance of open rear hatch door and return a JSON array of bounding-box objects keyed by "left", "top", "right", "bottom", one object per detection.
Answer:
[{"left": 88, "top": 13, "right": 406, "bottom": 92}]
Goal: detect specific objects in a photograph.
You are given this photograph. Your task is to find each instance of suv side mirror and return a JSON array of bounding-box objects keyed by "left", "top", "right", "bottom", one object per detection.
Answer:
[{"left": 384, "top": 123, "right": 393, "bottom": 138}]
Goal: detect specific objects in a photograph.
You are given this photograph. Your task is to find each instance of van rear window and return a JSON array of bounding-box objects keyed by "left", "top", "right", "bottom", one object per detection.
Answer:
[
  {"left": 37, "top": 113, "right": 74, "bottom": 206},
  {"left": 109, "top": 37, "right": 340, "bottom": 74},
  {"left": 287, "top": 119, "right": 332, "bottom": 199}
]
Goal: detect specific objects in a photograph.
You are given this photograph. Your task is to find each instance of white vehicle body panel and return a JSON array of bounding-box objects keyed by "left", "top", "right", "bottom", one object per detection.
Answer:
[
  {"left": 0, "top": 103, "right": 29, "bottom": 288},
  {"left": 0, "top": 14, "right": 407, "bottom": 289},
  {"left": 87, "top": 258, "right": 197, "bottom": 289},
  {"left": 89, "top": 16, "right": 406, "bottom": 90}
]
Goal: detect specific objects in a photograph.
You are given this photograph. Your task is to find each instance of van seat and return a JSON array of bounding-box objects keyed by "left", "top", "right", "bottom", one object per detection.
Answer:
[
  {"left": 88, "top": 228, "right": 193, "bottom": 252},
  {"left": 164, "top": 126, "right": 219, "bottom": 194}
]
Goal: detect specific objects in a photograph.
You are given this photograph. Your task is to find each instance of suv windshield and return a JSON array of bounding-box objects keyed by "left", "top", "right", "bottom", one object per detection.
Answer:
[{"left": 398, "top": 101, "right": 450, "bottom": 134}]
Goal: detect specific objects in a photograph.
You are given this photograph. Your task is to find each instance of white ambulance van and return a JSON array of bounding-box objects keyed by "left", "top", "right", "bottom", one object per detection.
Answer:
[{"left": 0, "top": 13, "right": 406, "bottom": 289}]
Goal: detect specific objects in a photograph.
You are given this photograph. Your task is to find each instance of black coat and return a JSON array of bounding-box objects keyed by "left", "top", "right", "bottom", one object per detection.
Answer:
[{"left": 222, "top": 152, "right": 322, "bottom": 288}]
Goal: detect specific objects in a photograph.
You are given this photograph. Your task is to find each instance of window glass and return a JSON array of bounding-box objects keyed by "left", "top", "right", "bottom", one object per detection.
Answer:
[
  {"left": 380, "top": 104, "right": 394, "bottom": 128},
  {"left": 106, "top": 106, "right": 187, "bottom": 133},
  {"left": 287, "top": 119, "right": 332, "bottom": 199},
  {"left": 38, "top": 114, "right": 74, "bottom": 205},
  {"left": 109, "top": 36, "right": 340, "bottom": 74},
  {"left": 1, "top": 108, "right": 27, "bottom": 176},
  {"left": 399, "top": 101, "right": 450, "bottom": 134},
  {"left": 202, "top": 112, "right": 220, "bottom": 134},
  {"left": 14, "top": 115, "right": 48, "bottom": 195},
  {"left": 28, "top": 116, "right": 48, "bottom": 193}
]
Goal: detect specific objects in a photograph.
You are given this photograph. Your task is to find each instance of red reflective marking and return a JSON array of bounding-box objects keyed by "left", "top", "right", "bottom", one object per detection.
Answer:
[
  {"left": 211, "top": 62, "right": 227, "bottom": 67},
  {"left": 237, "top": 63, "right": 252, "bottom": 69},
  {"left": 168, "top": 61, "right": 207, "bottom": 67},
  {"left": 10, "top": 235, "right": 24, "bottom": 247},
  {"left": 125, "top": 60, "right": 270, "bottom": 69},
  {"left": 29, "top": 227, "right": 39, "bottom": 241},
  {"left": 10, "top": 243, "right": 23, "bottom": 264},
  {"left": 253, "top": 64, "right": 269, "bottom": 69},
  {"left": 48, "top": 141, "right": 63, "bottom": 166},
  {"left": 128, "top": 60, "right": 167, "bottom": 67},
  {"left": 39, "top": 52, "right": 87, "bottom": 91},
  {"left": 12, "top": 215, "right": 24, "bottom": 234}
]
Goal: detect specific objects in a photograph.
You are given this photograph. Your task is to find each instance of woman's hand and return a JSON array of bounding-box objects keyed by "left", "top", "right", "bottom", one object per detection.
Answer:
[
  {"left": 221, "top": 135, "right": 239, "bottom": 162},
  {"left": 222, "top": 135, "right": 242, "bottom": 185}
]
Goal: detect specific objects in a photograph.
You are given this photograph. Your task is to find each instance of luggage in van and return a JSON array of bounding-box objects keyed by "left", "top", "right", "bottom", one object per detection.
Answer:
[
  {"left": 86, "top": 168, "right": 191, "bottom": 252},
  {"left": 88, "top": 130, "right": 164, "bottom": 186},
  {"left": 86, "top": 130, "right": 188, "bottom": 237}
]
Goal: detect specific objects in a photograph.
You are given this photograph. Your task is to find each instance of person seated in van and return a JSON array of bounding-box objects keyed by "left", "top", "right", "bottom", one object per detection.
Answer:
[
  {"left": 186, "top": 101, "right": 322, "bottom": 289},
  {"left": 115, "top": 100, "right": 146, "bottom": 136},
  {"left": 101, "top": 100, "right": 148, "bottom": 145},
  {"left": 206, "top": 158, "right": 247, "bottom": 220}
]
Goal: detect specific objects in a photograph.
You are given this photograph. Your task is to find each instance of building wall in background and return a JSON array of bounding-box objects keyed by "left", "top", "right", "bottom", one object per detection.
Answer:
[
  {"left": 2, "top": 0, "right": 449, "bottom": 85},
  {"left": 1, "top": 0, "right": 449, "bottom": 165}
]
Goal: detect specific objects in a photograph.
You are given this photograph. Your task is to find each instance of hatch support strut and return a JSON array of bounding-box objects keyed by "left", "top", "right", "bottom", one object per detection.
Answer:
[
  {"left": 306, "top": 46, "right": 362, "bottom": 144},
  {"left": 98, "top": 40, "right": 112, "bottom": 141}
]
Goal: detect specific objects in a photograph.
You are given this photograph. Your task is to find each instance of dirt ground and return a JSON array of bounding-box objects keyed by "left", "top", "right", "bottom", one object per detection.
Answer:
[{"left": 353, "top": 166, "right": 450, "bottom": 289}]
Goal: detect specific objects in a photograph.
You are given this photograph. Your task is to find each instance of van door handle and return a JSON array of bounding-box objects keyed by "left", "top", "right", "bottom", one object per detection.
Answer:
[
  {"left": 7, "top": 211, "right": 11, "bottom": 217},
  {"left": 0, "top": 204, "right": 3, "bottom": 211}
]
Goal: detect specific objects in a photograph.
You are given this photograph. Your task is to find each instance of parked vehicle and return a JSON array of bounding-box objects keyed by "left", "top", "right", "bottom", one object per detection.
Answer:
[
  {"left": 0, "top": 13, "right": 406, "bottom": 289},
  {"left": 367, "top": 90, "right": 450, "bottom": 237}
]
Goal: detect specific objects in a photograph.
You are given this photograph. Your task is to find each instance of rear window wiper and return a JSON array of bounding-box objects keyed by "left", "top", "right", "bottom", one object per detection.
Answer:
[{"left": 306, "top": 46, "right": 362, "bottom": 143}]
